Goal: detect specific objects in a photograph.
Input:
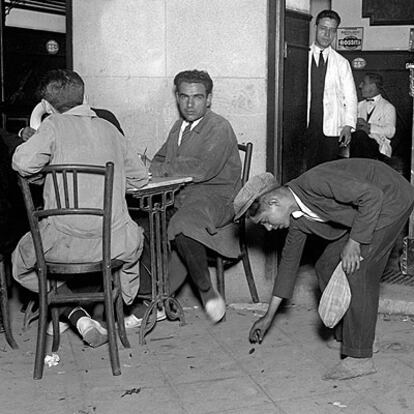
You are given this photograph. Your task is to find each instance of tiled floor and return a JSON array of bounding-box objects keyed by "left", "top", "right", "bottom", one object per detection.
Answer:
[{"left": 1, "top": 299, "right": 414, "bottom": 414}]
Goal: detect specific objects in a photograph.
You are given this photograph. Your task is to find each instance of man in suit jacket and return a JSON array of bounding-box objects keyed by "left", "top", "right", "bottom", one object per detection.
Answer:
[
  {"left": 234, "top": 159, "right": 414, "bottom": 380},
  {"left": 305, "top": 10, "right": 357, "bottom": 170},
  {"left": 350, "top": 72, "right": 396, "bottom": 159},
  {"left": 126, "top": 70, "right": 241, "bottom": 327}
]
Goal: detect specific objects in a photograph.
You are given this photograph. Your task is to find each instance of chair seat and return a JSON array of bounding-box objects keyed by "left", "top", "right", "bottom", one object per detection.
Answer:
[{"left": 47, "top": 259, "right": 124, "bottom": 274}]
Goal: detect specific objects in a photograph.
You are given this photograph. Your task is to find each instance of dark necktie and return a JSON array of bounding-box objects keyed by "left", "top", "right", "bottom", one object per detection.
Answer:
[
  {"left": 180, "top": 122, "right": 192, "bottom": 146},
  {"left": 366, "top": 108, "right": 375, "bottom": 122},
  {"left": 319, "top": 50, "right": 325, "bottom": 68},
  {"left": 366, "top": 99, "right": 375, "bottom": 121}
]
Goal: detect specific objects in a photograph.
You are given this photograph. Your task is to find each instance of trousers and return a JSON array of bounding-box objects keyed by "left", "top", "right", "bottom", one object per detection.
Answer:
[
  {"left": 314, "top": 205, "right": 412, "bottom": 358},
  {"left": 349, "top": 130, "right": 385, "bottom": 160},
  {"left": 304, "top": 125, "right": 341, "bottom": 170},
  {"left": 136, "top": 211, "right": 212, "bottom": 298}
]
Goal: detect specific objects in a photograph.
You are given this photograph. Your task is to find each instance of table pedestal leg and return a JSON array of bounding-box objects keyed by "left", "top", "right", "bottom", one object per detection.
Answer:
[
  {"left": 139, "top": 196, "right": 185, "bottom": 344},
  {"left": 164, "top": 296, "right": 185, "bottom": 325}
]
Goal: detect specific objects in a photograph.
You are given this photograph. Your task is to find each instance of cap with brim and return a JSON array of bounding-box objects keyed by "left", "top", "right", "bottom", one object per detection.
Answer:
[{"left": 233, "top": 172, "right": 279, "bottom": 220}]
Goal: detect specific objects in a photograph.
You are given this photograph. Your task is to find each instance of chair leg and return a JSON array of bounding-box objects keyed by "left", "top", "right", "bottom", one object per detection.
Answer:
[
  {"left": 114, "top": 272, "right": 130, "bottom": 349},
  {"left": 51, "top": 307, "right": 60, "bottom": 352},
  {"left": 216, "top": 257, "right": 225, "bottom": 302},
  {"left": 23, "top": 300, "right": 39, "bottom": 331},
  {"left": 241, "top": 250, "right": 259, "bottom": 303},
  {"left": 215, "top": 257, "right": 226, "bottom": 322},
  {"left": 0, "top": 259, "right": 18, "bottom": 349},
  {"left": 103, "top": 270, "right": 121, "bottom": 376},
  {"left": 33, "top": 281, "right": 48, "bottom": 380}
]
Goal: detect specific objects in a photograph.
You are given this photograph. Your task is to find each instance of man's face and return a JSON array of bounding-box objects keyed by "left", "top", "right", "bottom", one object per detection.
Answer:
[
  {"left": 315, "top": 17, "right": 338, "bottom": 49},
  {"left": 359, "top": 76, "right": 378, "bottom": 99},
  {"left": 176, "top": 82, "right": 211, "bottom": 122},
  {"left": 252, "top": 201, "right": 291, "bottom": 232}
]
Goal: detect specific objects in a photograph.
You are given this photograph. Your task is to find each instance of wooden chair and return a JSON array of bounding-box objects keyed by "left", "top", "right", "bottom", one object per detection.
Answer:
[
  {"left": 0, "top": 254, "right": 18, "bottom": 349},
  {"left": 213, "top": 143, "right": 259, "bottom": 303},
  {"left": 19, "top": 162, "right": 129, "bottom": 380}
]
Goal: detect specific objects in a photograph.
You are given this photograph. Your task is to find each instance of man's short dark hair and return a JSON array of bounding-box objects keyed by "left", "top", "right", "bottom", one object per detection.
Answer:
[
  {"left": 174, "top": 70, "right": 213, "bottom": 95},
  {"left": 365, "top": 72, "right": 384, "bottom": 90},
  {"left": 315, "top": 9, "right": 341, "bottom": 27},
  {"left": 37, "top": 69, "right": 84, "bottom": 113}
]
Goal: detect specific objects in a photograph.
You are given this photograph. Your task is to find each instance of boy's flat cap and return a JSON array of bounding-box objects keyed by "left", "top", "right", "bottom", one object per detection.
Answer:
[{"left": 233, "top": 172, "right": 278, "bottom": 220}]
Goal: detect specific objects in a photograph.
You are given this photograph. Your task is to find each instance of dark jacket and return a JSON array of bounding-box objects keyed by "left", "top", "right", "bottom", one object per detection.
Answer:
[
  {"left": 151, "top": 110, "right": 242, "bottom": 257},
  {"left": 274, "top": 158, "right": 414, "bottom": 298}
]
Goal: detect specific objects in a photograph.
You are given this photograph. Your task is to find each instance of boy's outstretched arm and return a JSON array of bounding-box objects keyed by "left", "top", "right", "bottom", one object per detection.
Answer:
[{"left": 249, "top": 295, "right": 283, "bottom": 344}]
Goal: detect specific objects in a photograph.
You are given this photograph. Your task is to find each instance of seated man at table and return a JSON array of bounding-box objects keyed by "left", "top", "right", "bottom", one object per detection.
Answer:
[
  {"left": 127, "top": 69, "right": 242, "bottom": 326},
  {"left": 12, "top": 69, "right": 148, "bottom": 347}
]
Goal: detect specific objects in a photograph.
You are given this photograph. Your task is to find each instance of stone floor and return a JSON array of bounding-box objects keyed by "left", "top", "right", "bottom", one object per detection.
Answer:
[{"left": 1, "top": 295, "right": 414, "bottom": 414}]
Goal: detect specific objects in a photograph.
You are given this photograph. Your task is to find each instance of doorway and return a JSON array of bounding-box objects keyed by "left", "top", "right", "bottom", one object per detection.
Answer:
[{"left": 0, "top": 0, "right": 67, "bottom": 132}]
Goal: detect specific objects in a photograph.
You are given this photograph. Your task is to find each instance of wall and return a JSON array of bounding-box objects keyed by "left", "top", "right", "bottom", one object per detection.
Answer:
[
  {"left": 72, "top": 0, "right": 310, "bottom": 303},
  {"left": 73, "top": 0, "right": 267, "bottom": 169},
  {"left": 332, "top": 0, "right": 413, "bottom": 51}
]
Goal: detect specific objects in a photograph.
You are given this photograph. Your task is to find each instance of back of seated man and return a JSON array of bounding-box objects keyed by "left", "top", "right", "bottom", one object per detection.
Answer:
[
  {"left": 20, "top": 107, "right": 124, "bottom": 141},
  {"left": 126, "top": 70, "right": 242, "bottom": 326},
  {"left": 12, "top": 69, "right": 149, "bottom": 348},
  {"left": 349, "top": 72, "right": 396, "bottom": 160}
]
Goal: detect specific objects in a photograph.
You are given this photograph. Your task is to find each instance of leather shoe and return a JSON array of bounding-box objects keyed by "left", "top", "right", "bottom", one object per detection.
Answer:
[
  {"left": 124, "top": 303, "right": 166, "bottom": 329},
  {"left": 205, "top": 291, "right": 226, "bottom": 323},
  {"left": 76, "top": 317, "right": 108, "bottom": 348}
]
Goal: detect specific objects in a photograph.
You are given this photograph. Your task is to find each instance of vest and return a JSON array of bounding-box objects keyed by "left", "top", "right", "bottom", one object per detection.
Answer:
[{"left": 309, "top": 55, "right": 328, "bottom": 132}]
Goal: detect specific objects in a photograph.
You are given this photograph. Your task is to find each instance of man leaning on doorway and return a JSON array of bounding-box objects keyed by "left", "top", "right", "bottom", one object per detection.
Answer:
[{"left": 304, "top": 9, "right": 357, "bottom": 170}]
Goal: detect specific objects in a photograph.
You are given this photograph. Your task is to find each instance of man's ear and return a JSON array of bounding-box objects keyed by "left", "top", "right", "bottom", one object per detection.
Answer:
[
  {"left": 206, "top": 93, "right": 212, "bottom": 108},
  {"left": 42, "top": 99, "right": 57, "bottom": 114}
]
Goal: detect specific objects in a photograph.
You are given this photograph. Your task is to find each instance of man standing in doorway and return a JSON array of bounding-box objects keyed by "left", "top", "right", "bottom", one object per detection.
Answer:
[{"left": 305, "top": 9, "right": 357, "bottom": 170}]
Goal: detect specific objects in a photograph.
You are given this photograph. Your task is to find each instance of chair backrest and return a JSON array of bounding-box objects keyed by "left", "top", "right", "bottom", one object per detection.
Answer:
[
  {"left": 238, "top": 142, "right": 253, "bottom": 186},
  {"left": 18, "top": 162, "right": 114, "bottom": 270}
]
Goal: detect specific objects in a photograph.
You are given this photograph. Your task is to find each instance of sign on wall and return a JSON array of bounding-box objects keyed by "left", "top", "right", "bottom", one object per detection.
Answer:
[{"left": 336, "top": 27, "right": 363, "bottom": 51}]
